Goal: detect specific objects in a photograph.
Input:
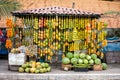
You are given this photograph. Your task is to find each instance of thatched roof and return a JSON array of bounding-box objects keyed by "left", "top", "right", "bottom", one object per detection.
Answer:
[{"left": 12, "top": 6, "right": 101, "bottom": 18}]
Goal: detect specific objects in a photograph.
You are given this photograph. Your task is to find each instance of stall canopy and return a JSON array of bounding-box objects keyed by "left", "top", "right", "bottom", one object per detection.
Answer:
[{"left": 12, "top": 6, "right": 101, "bottom": 18}]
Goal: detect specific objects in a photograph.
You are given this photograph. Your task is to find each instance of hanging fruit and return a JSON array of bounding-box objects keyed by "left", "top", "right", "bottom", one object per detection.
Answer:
[
  {"left": 72, "top": 27, "right": 79, "bottom": 41},
  {"left": 102, "top": 39, "right": 107, "bottom": 47},
  {"left": 6, "top": 28, "right": 13, "bottom": 37},
  {"left": 6, "top": 18, "right": 13, "bottom": 28},
  {"left": 34, "top": 18, "right": 39, "bottom": 29},
  {"left": 5, "top": 39, "right": 12, "bottom": 48}
]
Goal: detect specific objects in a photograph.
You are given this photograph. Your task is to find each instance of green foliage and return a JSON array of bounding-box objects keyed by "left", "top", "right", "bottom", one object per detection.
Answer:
[{"left": 0, "top": 0, "right": 21, "bottom": 17}]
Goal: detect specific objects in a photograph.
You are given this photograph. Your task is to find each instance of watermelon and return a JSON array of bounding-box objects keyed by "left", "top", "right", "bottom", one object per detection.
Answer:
[
  {"left": 80, "top": 53, "right": 86, "bottom": 59},
  {"left": 86, "top": 55, "right": 91, "bottom": 60},
  {"left": 71, "top": 58, "right": 78, "bottom": 65},
  {"left": 83, "top": 59, "right": 88, "bottom": 64},
  {"left": 102, "top": 63, "right": 107, "bottom": 70},
  {"left": 89, "top": 59, "right": 94, "bottom": 65},
  {"left": 95, "top": 58, "right": 101, "bottom": 64},
  {"left": 62, "top": 57, "right": 70, "bottom": 65},
  {"left": 66, "top": 52, "right": 73, "bottom": 59},
  {"left": 78, "top": 59, "right": 83, "bottom": 64},
  {"left": 74, "top": 53, "right": 79, "bottom": 58},
  {"left": 91, "top": 54, "right": 97, "bottom": 60}
]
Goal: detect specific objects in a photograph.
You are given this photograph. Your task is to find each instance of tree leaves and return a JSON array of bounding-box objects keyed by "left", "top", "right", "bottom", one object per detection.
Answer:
[{"left": 0, "top": 0, "right": 21, "bottom": 17}]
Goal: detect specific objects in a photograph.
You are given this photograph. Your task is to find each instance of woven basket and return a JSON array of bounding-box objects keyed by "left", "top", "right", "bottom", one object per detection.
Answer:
[
  {"left": 61, "top": 64, "right": 72, "bottom": 71},
  {"left": 93, "top": 64, "right": 102, "bottom": 71}
]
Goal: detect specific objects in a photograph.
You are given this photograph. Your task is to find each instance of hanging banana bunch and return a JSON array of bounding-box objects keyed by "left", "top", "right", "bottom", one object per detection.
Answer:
[
  {"left": 33, "top": 18, "right": 39, "bottom": 29},
  {"left": 73, "top": 27, "right": 79, "bottom": 41}
]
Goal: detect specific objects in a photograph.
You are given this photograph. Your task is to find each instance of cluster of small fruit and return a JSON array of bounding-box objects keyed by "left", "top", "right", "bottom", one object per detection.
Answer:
[{"left": 39, "top": 18, "right": 47, "bottom": 28}]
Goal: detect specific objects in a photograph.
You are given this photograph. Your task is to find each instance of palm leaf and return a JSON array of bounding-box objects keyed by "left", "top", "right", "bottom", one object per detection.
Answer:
[{"left": 0, "top": 0, "right": 21, "bottom": 17}]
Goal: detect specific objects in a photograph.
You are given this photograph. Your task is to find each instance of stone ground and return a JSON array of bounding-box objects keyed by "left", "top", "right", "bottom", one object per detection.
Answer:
[{"left": 0, "top": 60, "right": 120, "bottom": 80}]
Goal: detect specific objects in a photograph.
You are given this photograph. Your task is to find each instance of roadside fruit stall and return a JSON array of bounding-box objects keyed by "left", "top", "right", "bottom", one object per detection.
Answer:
[{"left": 6, "top": 6, "right": 108, "bottom": 73}]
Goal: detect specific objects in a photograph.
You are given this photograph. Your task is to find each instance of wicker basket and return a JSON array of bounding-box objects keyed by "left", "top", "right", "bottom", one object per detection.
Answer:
[{"left": 93, "top": 64, "right": 102, "bottom": 71}]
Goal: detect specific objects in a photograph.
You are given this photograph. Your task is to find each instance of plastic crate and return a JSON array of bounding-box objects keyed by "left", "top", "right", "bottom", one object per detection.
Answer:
[{"left": 74, "top": 68, "right": 88, "bottom": 72}]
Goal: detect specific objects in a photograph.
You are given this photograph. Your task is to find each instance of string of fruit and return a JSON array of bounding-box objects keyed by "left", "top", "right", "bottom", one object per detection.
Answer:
[{"left": 5, "top": 18, "right": 15, "bottom": 49}]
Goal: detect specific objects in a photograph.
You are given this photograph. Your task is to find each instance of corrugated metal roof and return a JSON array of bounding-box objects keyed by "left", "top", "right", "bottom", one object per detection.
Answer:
[{"left": 12, "top": 6, "right": 101, "bottom": 17}]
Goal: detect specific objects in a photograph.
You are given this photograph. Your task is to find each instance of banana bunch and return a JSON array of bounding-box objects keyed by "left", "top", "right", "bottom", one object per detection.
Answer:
[
  {"left": 97, "top": 22, "right": 102, "bottom": 31},
  {"left": 64, "top": 31, "right": 69, "bottom": 41},
  {"left": 52, "top": 19, "right": 59, "bottom": 29},
  {"left": 68, "top": 32, "right": 73, "bottom": 42},
  {"left": 91, "top": 19, "right": 97, "bottom": 29},
  {"left": 69, "top": 43, "right": 74, "bottom": 51},
  {"left": 69, "top": 19, "right": 73, "bottom": 29},
  {"left": 74, "top": 18, "right": 79, "bottom": 28},
  {"left": 98, "top": 30, "right": 106, "bottom": 43},
  {"left": 33, "top": 31, "right": 38, "bottom": 44},
  {"left": 91, "top": 31, "right": 96, "bottom": 40},
  {"left": 58, "top": 32, "right": 61, "bottom": 41},
  {"left": 72, "top": 28, "right": 79, "bottom": 41},
  {"left": 74, "top": 41, "right": 79, "bottom": 51},
  {"left": 78, "top": 31, "right": 85, "bottom": 40},
  {"left": 63, "top": 18, "right": 69, "bottom": 29},
  {"left": 33, "top": 18, "right": 39, "bottom": 30},
  {"left": 52, "top": 31, "right": 59, "bottom": 40}
]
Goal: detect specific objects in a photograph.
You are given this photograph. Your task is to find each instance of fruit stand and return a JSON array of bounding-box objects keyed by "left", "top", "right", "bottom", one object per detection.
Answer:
[{"left": 6, "top": 6, "right": 108, "bottom": 73}]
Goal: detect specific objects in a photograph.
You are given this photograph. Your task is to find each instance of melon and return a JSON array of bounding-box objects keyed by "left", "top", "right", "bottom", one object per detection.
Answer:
[
  {"left": 83, "top": 59, "right": 88, "bottom": 64},
  {"left": 62, "top": 57, "right": 70, "bottom": 65},
  {"left": 80, "top": 53, "right": 86, "bottom": 59},
  {"left": 66, "top": 52, "right": 73, "bottom": 59},
  {"left": 71, "top": 58, "right": 78, "bottom": 64},
  {"left": 95, "top": 58, "right": 101, "bottom": 64},
  {"left": 86, "top": 55, "right": 91, "bottom": 60},
  {"left": 102, "top": 63, "right": 107, "bottom": 70},
  {"left": 89, "top": 59, "right": 94, "bottom": 65},
  {"left": 91, "top": 54, "right": 97, "bottom": 60},
  {"left": 78, "top": 59, "right": 83, "bottom": 64},
  {"left": 74, "top": 53, "right": 79, "bottom": 58}
]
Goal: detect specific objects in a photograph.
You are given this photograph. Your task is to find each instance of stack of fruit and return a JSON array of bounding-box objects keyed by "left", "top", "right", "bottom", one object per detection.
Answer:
[
  {"left": 18, "top": 61, "right": 51, "bottom": 73},
  {"left": 62, "top": 52, "right": 107, "bottom": 71}
]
